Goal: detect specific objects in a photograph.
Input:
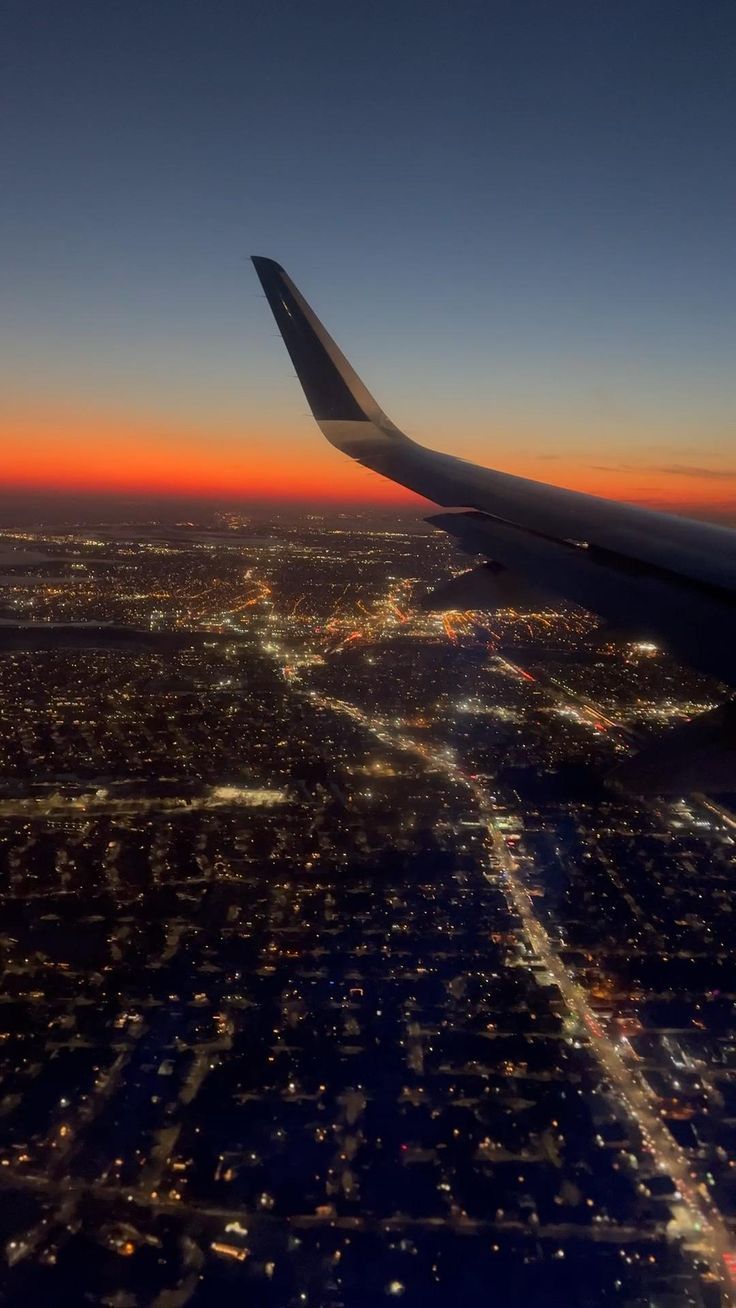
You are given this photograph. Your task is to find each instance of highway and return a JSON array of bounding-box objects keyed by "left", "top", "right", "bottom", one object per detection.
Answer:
[
  {"left": 492, "top": 651, "right": 736, "bottom": 836},
  {"left": 305, "top": 684, "right": 736, "bottom": 1305}
]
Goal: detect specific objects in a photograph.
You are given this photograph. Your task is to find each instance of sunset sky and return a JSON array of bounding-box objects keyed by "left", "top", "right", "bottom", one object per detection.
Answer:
[{"left": 2, "top": 1, "right": 735, "bottom": 518}]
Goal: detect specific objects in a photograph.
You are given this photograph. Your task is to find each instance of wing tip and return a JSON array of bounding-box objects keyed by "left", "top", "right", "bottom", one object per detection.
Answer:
[
  {"left": 251, "top": 255, "right": 285, "bottom": 277},
  {"left": 251, "top": 254, "right": 374, "bottom": 424}
]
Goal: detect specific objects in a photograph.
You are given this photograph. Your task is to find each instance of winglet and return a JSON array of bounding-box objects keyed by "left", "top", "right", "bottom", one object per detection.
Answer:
[
  {"left": 251, "top": 257, "right": 450, "bottom": 501},
  {"left": 251, "top": 256, "right": 400, "bottom": 431}
]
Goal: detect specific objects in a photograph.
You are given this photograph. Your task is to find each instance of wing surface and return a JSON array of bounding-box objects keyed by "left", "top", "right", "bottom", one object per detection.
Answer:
[{"left": 252, "top": 256, "right": 736, "bottom": 700}]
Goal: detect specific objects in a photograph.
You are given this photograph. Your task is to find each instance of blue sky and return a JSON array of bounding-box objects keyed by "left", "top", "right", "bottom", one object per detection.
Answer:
[{"left": 2, "top": 0, "right": 735, "bottom": 510}]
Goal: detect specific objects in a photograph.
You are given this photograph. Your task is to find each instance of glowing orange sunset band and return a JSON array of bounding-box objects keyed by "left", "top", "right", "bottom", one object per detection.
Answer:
[{"left": 1, "top": 405, "right": 733, "bottom": 514}]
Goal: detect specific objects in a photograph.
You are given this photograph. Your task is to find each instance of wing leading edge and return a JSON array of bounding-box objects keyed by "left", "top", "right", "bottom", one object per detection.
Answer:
[{"left": 252, "top": 257, "right": 736, "bottom": 723}]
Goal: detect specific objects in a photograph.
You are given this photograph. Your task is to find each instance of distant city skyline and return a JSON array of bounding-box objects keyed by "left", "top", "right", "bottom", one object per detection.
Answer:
[{"left": 2, "top": 0, "right": 735, "bottom": 517}]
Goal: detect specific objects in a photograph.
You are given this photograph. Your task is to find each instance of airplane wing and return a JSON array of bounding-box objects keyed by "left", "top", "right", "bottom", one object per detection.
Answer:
[{"left": 252, "top": 256, "right": 736, "bottom": 789}]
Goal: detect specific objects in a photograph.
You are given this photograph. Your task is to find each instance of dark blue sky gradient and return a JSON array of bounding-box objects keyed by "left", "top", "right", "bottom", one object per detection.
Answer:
[{"left": 2, "top": 0, "right": 735, "bottom": 505}]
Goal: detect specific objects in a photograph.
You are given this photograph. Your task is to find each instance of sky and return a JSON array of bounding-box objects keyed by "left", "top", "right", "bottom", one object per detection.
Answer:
[{"left": 2, "top": 0, "right": 735, "bottom": 518}]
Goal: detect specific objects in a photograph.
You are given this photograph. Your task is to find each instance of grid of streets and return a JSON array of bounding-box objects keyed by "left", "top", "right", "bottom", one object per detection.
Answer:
[{"left": 0, "top": 515, "right": 733, "bottom": 1307}]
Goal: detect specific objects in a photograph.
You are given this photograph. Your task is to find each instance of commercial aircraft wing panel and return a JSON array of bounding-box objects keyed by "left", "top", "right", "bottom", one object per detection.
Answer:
[{"left": 252, "top": 256, "right": 736, "bottom": 715}]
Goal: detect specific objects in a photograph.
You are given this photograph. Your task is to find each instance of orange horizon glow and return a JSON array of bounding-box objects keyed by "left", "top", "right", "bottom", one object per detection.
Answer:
[
  {"left": 0, "top": 403, "right": 411, "bottom": 504},
  {"left": 1, "top": 401, "right": 734, "bottom": 517}
]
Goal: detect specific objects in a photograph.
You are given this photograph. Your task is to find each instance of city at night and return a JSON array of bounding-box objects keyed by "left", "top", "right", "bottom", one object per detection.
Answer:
[
  {"left": 2, "top": 2, "right": 736, "bottom": 1304},
  {"left": 0, "top": 513, "right": 731, "bottom": 1304}
]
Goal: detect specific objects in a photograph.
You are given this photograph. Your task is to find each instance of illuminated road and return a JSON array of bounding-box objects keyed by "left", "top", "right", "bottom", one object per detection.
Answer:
[
  {"left": 473, "top": 795, "right": 736, "bottom": 1303},
  {"left": 493, "top": 652, "right": 736, "bottom": 836},
  {"left": 0, "top": 789, "right": 286, "bottom": 820},
  {"left": 305, "top": 685, "right": 736, "bottom": 1304},
  {"left": 696, "top": 793, "right": 736, "bottom": 832}
]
